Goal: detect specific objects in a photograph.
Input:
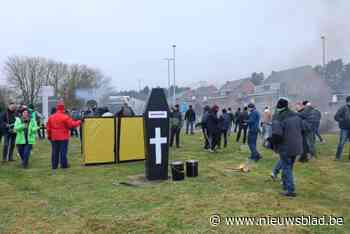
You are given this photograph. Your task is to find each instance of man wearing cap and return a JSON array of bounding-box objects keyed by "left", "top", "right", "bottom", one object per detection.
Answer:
[
  {"left": 271, "top": 98, "right": 305, "bottom": 197},
  {"left": 46, "top": 101, "right": 81, "bottom": 169},
  {"left": 247, "top": 103, "right": 262, "bottom": 161},
  {"left": 334, "top": 96, "right": 350, "bottom": 160}
]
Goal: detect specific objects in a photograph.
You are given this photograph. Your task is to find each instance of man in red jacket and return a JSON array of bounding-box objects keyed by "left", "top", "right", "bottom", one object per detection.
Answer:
[{"left": 47, "top": 101, "right": 81, "bottom": 169}]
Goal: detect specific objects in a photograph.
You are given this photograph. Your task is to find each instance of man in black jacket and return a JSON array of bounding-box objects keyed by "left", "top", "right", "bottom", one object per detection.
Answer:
[
  {"left": 185, "top": 105, "right": 196, "bottom": 135},
  {"left": 0, "top": 102, "right": 17, "bottom": 162},
  {"left": 271, "top": 98, "right": 305, "bottom": 197},
  {"left": 236, "top": 107, "right": 249, "bottom": 144},
  {"left": 207, "top": 105, "right": 220, "bottom": 152},
  {"left": 335, "top": 96, "right": 350, "bottom": 160},
  {"left": 297, "top": 101, "right": 318, "bottom": 162}
]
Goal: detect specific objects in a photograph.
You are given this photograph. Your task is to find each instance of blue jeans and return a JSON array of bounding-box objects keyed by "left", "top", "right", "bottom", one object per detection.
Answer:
[
  {"left": 248, "top": 132, "right": 260, "bottom": 161},
  {"left": 17, "top": 144, "right": 32, "bottom": 167},
  {"left": 281, "top": 153, "right": 296, "bottom": 193},
  {"left": 186, "top": 121, "right": 194, "bottom": 134},
  {"left": 51, "top": 140, "right": 69, "bottom": 169},
  {"left": 272, "top": 159, "right": 282, "bottom": 176},
  {"left": 336, "top": 129, "right": 350, "bottom": 160}
]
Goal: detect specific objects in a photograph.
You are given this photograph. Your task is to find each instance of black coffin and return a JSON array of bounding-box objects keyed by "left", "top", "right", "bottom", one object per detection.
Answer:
[{"left": 144, "top": 88, "right": 170, "bottom": 180}]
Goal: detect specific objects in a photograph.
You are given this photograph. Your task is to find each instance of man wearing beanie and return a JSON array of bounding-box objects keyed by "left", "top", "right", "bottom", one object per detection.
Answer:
[
  {"left": 46, "top": 101, "right": 81, "bottom": 169},
  {"left": 334, "top": 96, "right": 350, "bottom": 160},
  {"left": 246, "top": 103, "right": 262, "bottom": 161},
  {"left": 271, "top": 98, "right": 305, "bottom": 197}
]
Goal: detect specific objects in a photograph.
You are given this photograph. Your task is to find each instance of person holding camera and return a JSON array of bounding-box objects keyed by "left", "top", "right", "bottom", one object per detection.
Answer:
[{"left": 0, "top": 102, "right": 17, "bottom": 162}]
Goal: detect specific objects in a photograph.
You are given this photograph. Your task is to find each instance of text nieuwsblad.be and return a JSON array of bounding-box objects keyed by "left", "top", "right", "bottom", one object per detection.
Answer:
[{"left": 223, "top": 215, "right": 344, "bottom": 226}]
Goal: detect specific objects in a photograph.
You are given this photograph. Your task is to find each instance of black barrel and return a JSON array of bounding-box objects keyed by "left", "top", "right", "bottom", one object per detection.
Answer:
[
  {"left": 171, "top": 161, "right": 185, "bottom": 181},
  {"left": 186, "top": 160, "right": 198, "bottom": 177}
]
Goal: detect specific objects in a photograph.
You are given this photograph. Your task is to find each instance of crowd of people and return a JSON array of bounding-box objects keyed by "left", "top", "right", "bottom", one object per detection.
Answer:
[
  {"left": 0, "top": 101, "right": 137, "bottom": 169},
  {"left": 168, "top": 96, "right": 350, "bottom": 197},
  {"left": 2, "top": 96, "right": 350, "bottom": 197}
]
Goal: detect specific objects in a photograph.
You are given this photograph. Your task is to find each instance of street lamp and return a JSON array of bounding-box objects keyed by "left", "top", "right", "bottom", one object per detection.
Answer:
[
  {"left": 321, "top": 36, "right": 326, "bottom": 77},
  {"left": 163, "top": 58, "right": 174, "bottom": 102},
  {"left": 172, "top": 44, "right": 176, "bottom": 106}
]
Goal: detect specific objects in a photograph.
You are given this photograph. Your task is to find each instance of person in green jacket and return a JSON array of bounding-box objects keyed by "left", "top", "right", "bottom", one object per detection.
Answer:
[{"left": 14, "top": 109, "right": 38, "bottom": 168}]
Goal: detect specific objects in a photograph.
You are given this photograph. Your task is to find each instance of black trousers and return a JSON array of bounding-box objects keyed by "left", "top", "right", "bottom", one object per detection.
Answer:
[
  {"left": 236, "top": 125, "right": 248, "bottom": 144},
  {"left": 202, "top": 127, "right": 209, "bottom": 149},
  {"left": 0, "top": 132, "right": 3, "bottom": 145},
  {"left": 221, "top": 130, "right": 228, "bottom": 147},
  {"left": 234, "top": 121, "right": 239, "bottom": 132},
  {"left": 170, "top": 126, "right": 181, "bottom": 147},
  {"left": 208, "top": 131, "right": 220, "bottom": 150},
  {"left": 2, "top": 134, "right": 16, "bottom": 161},
  {"left": 38, "top": 127, "right": 46, "bottom": 139}
]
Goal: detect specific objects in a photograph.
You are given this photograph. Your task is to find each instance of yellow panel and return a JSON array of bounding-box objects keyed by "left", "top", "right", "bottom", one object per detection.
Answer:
[
  {"left": 83, "top": 118, "right": 115, "bottom": 164},
  {"left": 119, "top": 117, "right": 145, "bottom": 162}
]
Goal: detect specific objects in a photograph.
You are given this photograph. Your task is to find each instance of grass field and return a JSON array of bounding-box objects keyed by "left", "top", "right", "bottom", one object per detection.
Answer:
[{"left": 1, "top": 133, "right": 350, "bottom": 233}]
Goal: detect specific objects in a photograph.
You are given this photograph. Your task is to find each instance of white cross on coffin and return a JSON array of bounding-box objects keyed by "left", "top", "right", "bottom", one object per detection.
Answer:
[{"left": 150, "top": 127, "right": 167, "bottom": 165}]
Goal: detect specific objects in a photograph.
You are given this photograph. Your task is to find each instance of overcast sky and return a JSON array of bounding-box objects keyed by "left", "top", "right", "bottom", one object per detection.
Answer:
[{"left": 0, "top": 0, "right": 349, "bottom": 90}]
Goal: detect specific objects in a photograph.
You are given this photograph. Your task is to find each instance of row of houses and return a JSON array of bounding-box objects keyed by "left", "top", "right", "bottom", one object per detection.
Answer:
[{"left": 176, "top": 65, "right": 343, "bottom": 112}]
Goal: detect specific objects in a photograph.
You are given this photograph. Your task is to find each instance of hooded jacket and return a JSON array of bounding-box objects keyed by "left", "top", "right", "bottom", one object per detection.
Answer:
[
  {"left": 14, "top": 116, "right": 38, "bottom": 145},
  {"left": 271, "top": 108, "right": 305, "bottom": 156},
  {"left": 335, "top": 104, "right": 350, "bottom": 130},
  {"left": 298, "top": 106, "right": 319, "bottom": 129},
  {"left": 46, "top": 102, "right": 81, "bottom": 141},
  {"left": 207, "top": 108, "right": 220, "bottom": 134},
  {"left": 170, "top": 109, "right": 183, "bottom": 128}
]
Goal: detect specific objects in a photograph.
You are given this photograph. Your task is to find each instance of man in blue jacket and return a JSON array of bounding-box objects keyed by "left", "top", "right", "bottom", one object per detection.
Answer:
[{"left": 247, "top": 103, "right": 262, "bottom": 161}]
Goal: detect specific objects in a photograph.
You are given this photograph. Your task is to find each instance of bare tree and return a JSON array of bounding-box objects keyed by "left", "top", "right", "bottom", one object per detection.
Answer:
[
  {"left": 3, "top": 56, "right": 116, "bottom": 108},
  {"left": 0, "top": 86, "right": 15, "bottom": 110},
  {"left": 4, "top": 56, "right": 49, "bottom": 105}
]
